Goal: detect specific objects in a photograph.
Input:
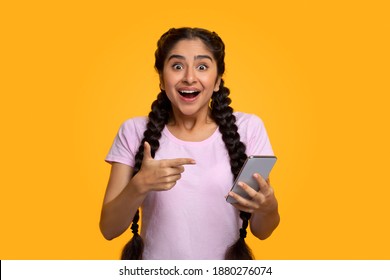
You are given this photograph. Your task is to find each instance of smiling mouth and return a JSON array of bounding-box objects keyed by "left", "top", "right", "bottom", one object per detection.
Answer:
[{"left": 178, "top": 90, "right": 201, "bottom": 99}]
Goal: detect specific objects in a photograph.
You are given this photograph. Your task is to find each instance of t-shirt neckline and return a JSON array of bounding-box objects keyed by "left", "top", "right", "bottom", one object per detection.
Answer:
[{"left": 162, "top": 125, "right": 220, "bottom": 146}]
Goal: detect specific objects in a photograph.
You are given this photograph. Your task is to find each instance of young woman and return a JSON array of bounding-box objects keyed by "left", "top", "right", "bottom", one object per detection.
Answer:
[{"left": 100, "top": 27, "right": 280, "bottom": 260}]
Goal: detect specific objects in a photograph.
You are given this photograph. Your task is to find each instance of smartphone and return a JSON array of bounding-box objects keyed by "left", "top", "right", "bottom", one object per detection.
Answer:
[{"left": 226, "top": 155, "right": 277, "bottom": 204}]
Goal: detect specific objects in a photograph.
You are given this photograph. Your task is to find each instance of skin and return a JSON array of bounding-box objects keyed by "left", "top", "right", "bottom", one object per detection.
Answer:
[
  {"left": 99, "top": 38, "right": 279, "bottom": 241},
  {"left": 228, "top": 175, "right": 280, "bottom": 240},
  {"left": 100, "top": 142, "right": 195, "bottom": 240},
  {"left": 160, "top": 38, "right": 221, "bottom": 138}
]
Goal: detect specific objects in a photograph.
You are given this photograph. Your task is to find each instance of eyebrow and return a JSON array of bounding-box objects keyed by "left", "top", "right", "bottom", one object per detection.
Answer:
[{"left": 167, "top": 54, "right": 214, "bottom": 62}]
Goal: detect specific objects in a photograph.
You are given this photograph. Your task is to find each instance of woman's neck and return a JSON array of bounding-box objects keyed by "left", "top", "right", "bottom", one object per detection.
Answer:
[{"left": 167, "top": 108, "right": 217, "bottom": 141}]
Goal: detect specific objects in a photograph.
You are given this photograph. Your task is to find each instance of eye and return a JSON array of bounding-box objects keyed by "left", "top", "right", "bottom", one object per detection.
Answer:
[
  {"left": 197, "top": 64, "right": 208, "bottom": 71},
  {"left": 172, "top": 63, "right": 183, "bottom": 70}
]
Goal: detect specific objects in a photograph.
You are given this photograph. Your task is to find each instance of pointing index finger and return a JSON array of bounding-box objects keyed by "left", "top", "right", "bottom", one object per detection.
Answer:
[{"left": 161, "top": 158, "right": 196, "bottom": 167}]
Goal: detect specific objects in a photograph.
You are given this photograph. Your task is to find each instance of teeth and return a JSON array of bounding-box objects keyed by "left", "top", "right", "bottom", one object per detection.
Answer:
[{"left": 180, "top": 90, "right": 199, "bottom": 94}]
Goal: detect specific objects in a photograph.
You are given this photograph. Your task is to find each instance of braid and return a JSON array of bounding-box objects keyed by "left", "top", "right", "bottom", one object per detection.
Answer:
[
  {"left": 211, "top": 80, "right": 254, "bottom": 260},
  {"left": 121, "top": 91, "right": 171, "bottom": 260}
]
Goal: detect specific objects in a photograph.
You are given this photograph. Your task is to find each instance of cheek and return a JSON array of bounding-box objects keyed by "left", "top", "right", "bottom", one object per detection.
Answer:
[
  {"left": 203, "top": 76, "right": 219, "bottom": 90},
  {"left": 162, "top": 72, "right": 181, "bottom": 88}
]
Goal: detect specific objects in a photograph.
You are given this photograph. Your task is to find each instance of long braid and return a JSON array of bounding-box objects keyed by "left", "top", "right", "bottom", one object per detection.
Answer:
[
  {"left": 211, "top": 80, "right": 254, "bottom": 260},
  {"left": 121, "top": 91, "right": 171, "bottom": 260}
]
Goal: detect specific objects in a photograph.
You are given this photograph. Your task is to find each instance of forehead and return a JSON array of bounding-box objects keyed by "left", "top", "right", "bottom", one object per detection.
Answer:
[{"left": 167, "top": 38, "right": 213, "bottom": 58}]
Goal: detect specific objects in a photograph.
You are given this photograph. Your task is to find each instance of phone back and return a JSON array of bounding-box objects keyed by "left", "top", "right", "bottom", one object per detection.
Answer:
[{"left": 226, "top": 156, "right": 277, "bottom": 203}]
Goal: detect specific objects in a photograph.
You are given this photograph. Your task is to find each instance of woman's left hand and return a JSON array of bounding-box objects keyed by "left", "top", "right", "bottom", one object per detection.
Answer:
[{"left": 228, "top": 173, "right": 278, "bottom": 215}]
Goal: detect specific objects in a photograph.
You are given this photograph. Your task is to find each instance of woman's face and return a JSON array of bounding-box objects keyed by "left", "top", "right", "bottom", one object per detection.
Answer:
[{"left": 160, "top": 38, "right": 221, "bottom": 119}]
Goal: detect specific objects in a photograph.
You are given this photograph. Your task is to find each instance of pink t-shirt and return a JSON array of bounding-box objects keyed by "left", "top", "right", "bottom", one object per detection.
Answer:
[{"left": 106, "top": 112, "right": 274, "bottom": 259}]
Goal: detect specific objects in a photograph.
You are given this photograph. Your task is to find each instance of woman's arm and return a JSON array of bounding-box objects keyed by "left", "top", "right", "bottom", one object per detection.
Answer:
[
  {"left": 99, "top": 142, "right": 196, "bottom": 240},
  {"left": 249, "top": 197, "right": 280, "bottom": 240},
  {"left": 99, "top": 163, "right": 146, "bottom": 240},
  {"left": 227, "top": 174, "right": 280, "bottom": 240}
]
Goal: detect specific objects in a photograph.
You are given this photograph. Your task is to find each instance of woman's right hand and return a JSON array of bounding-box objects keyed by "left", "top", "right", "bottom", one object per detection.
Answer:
[
  {"left": 131, "top": 141, "right": 196, "bottom": 194},
  {"left": 100, "top": 142, "right": 195, "bottom": 240}
]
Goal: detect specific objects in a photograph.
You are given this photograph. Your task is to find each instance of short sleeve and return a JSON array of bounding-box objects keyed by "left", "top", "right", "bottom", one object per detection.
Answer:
[
  {"left": 236, "top": 113, "right": 274, "bottom": 156},
  {"left": 105, "top": 117, "right": 147, "bottom": 167}
]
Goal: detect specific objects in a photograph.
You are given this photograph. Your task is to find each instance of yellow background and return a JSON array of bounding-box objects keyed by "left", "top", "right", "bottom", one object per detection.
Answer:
[{"left": 1, "top": 0, "right": 389, "bottom": 259}]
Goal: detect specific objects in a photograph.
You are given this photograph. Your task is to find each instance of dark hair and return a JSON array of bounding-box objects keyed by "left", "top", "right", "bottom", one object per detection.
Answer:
[{"left": 121, "top": 27, "right": 253, "bottom": 260}]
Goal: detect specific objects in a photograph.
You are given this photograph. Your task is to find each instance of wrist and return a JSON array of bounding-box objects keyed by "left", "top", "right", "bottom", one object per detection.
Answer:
[
  {"left": 128, "top": 174, "right": 149, "bottom": 197},
  {"left": 255, "top": 201, "right": 279, "bottom": 218}
]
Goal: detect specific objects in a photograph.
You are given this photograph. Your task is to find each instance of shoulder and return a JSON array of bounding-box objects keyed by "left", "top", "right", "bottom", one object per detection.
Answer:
[
  {"left": 234, "top": 112, "right": 265, "bottom": 128},
  {"left": 121, "top": 116, "right": 148, "bottom": 128},
  {"left": 119, "top": 116, "right": 148, "bottom": 134},
  {"left": 106, "top": 117, "right": 148, "bottom": 165},
  {"left": 234, "top": 112, "right": 273, "bottom": 155},
  {"left": 234, "top": 111, "right": 268, "bottom": 143},
  {"left": 114, "top": 116, "right": 148, "bottom": 146}
]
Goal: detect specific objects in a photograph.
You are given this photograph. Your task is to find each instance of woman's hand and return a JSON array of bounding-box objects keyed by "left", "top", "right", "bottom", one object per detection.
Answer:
[
  {"left": 228, "top": 173, "right": 280, "bottom": 239},
  {"left": 100, "top": 141, "right": 195, "bottom": 240},
  {"left": 228, "top": 173, "right": 278, "bottom": 215},
  {"left": 131, "top": 142, "right": 196, "bottom": 194}
]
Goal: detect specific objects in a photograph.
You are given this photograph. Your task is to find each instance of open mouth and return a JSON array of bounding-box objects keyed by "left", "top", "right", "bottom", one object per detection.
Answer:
[{"left": 178, "top": 90, "right": 201, "bottom": 99}]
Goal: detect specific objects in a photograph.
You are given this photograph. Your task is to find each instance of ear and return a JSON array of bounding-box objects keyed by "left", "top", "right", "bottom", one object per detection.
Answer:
[
  {"left": 214, "top": 76, "right": 222, "bottom": 92},
  {"left": 159, "top": 75, "right": 165, "bottom": 91}
]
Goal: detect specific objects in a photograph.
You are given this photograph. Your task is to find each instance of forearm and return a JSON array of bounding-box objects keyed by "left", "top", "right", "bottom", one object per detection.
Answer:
[
  {"left": 250, "top": 206, "right": 280, "bottom": 240},
  {"left": 99, "top": 182, "right": 147, "bottom": 240}
]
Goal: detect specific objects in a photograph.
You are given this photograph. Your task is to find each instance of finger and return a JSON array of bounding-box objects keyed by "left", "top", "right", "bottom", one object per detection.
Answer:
[
  {"left": 167, "top": 174, "right": 182, "bottom": 182},
  {"left": 143, "top": 141, "right": 153, "bottom": 161},
  {"left": 156, "top": 182, "right": 177, "bottom": 191},
  {"left": 253, "top": 173, "right": 269, "bottom": 193},
  {"left": 157, "top": 175, "right": 184, "bottom": 191},
  {"left": 156, "top": 174, "right": 182, "bottom": 184},
  {"left": 161, "top": 157, "right": 196, "bottom": 167},
  {"left": 228, "top": 190, "right": 259, "bottom": 211},
  {"left": 157, "top": 166, "right": 184, "bottom": 178},
  {"left": 237, "top": 182, "right": 266, "bottom": 204},
  {"left": 237, "top": 181, "right": 259, "bottom": 200},
  {"left": 230, "top": 202, "right": 255, "bottom": 213},
  {"left": 169, "top": 165, "right": 185, "bottom": 175}
]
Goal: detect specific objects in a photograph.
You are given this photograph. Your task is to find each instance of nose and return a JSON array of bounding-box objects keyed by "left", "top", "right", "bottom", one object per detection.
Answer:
[{"left": 183, "top": 67, "right": 196, "bottom": 84}]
